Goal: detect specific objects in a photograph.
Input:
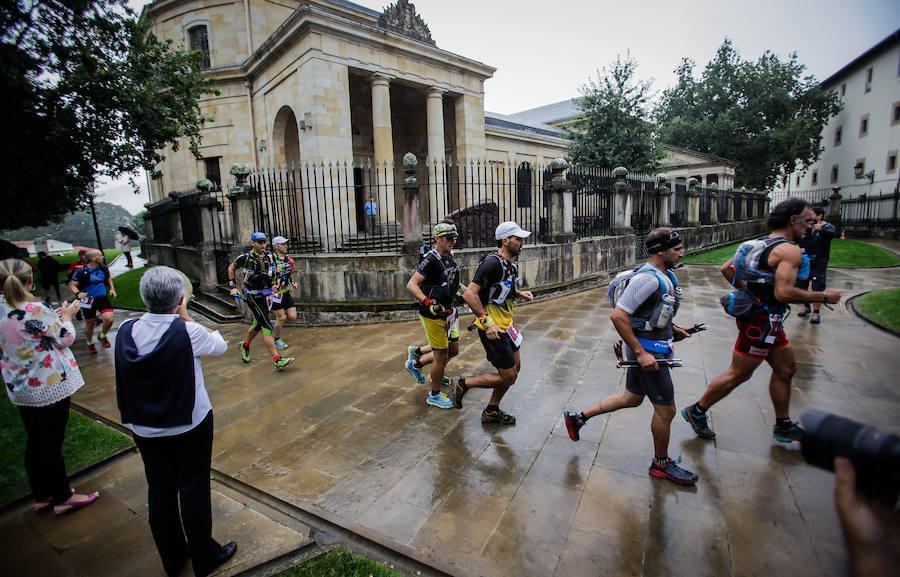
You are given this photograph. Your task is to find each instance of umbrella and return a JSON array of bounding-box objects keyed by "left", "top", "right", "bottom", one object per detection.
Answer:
[{"left": 118, "top": 226, "right": 139, "bottom": 240}]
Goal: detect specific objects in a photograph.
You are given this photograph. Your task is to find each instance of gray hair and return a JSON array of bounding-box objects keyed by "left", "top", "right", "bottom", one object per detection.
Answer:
[{"left": 139, "top": 266, "right": 185, "bottom": 313}]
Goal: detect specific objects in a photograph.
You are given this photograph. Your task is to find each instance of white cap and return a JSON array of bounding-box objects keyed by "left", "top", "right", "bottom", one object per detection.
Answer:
[
  {"left": 495, "top": 221, "right": 531, "bottom": 240},
  {"left": 272, "top": 236, "right": 288, "bottom": 245}
]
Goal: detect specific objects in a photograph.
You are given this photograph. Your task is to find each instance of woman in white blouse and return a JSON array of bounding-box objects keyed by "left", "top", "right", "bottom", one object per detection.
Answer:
[{"left": 0, "top": 258, "right": 99, "bottom": 516}]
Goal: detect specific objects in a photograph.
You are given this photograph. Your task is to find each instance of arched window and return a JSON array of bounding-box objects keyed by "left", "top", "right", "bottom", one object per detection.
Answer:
[
  {"left": 188, "top": 25, "right": 210, "bottom": 69},
  {"left": 516, "top": 162, "right": 532, "bottom": 208}
]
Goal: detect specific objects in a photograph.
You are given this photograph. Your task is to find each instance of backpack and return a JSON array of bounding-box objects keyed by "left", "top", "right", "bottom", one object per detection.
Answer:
[
  {"left": 608, "top": 263, "right": 676, "bottom": 309},
  {"left": 731, "top": 236, "right": 789, "bottom": 284}
]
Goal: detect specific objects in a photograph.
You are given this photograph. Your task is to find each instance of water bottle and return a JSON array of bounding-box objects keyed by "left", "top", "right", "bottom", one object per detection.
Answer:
[{"left": 656, "top": 294, "right": 676, "bottom": 329}]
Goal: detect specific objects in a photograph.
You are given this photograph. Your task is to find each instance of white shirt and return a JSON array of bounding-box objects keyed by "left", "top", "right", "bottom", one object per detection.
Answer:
[{"left": 126, "top": 312, "right": 227, "bottom": 438}]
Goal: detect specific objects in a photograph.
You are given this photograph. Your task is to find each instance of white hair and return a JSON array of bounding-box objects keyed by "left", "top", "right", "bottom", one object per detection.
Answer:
[{"left": 139, "top": 266, "right": 185, "bottom": 313}]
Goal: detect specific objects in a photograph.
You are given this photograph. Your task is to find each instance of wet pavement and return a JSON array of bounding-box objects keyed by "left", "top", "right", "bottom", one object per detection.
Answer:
[{"left": 3, "top": 251, "right": 899, "bottom": 576}]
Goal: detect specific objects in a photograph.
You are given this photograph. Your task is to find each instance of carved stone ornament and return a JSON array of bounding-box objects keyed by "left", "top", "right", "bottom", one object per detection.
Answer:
[{"left": 378, "top": 0, "right": 435, "bottom": 46}]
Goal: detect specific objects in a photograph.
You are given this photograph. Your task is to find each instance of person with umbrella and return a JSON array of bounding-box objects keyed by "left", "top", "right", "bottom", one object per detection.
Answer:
[{"left": 116, "top": 227, "right": 138, "bottom": 268}]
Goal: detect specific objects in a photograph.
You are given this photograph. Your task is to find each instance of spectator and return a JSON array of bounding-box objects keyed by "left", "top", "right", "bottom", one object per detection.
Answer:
[
  {"left": 796, "top": 206, "right": 838, "bottom": 324},
  {"left": 0, "top": 258, "right": 99, "bottom": 517},
  {"left": 364, "top": 195, "right": 378, "bottom": 234},
  {"left": 115, "top": 231, "right": 134, "bottom": 268},
  {"left": 115, "top": 266, "right": 236, "bottom": 577},
  {"left": 36, "top": 251, "right": 61, "bottom": 304}
]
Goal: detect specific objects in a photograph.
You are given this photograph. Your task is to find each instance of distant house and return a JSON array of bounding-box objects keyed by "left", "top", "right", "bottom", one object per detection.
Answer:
[{"left": 14, "top": 238, "right": 75, "bottom": 257}]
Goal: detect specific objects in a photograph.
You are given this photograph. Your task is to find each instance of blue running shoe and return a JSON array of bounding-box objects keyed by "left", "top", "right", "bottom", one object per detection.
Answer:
[
  {"left": 407, "top": 346, "right": 421, "bottom": 362},
  {"left": 682, "top": 405, "right": 715, "bottom": 440},
  {"left": 426, "top": 391, "right": 453, "bottom": 409},
  {"left": 274, "top": 338, "right": 289, "bottom": 350},
  {"left": 773, "top": 420, "right": 804, "bottom": 443},
  {"left": 405, "top": 359, "right": 426, "bottom": 383}
]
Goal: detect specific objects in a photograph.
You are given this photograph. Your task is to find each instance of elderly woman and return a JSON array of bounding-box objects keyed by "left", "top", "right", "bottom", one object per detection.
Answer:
[
  {"left": 115, "top": 266, "right": 235, "bottom": 577},
  {"left": 0, "top": 258, "right": 99, "bottom": 516}
]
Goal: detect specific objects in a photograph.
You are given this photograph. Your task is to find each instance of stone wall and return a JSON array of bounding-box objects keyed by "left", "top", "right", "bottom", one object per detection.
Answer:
[
  {"left": 676, "top": 220, "right": 769, "bottom": 255},
  {"left": 143, "top": 243, "right": 206, "bottom": 284}
]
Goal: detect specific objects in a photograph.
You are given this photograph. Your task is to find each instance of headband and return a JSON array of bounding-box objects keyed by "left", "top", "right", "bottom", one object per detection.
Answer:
[{"left": 646, "top": 231, "right": 682, "bottom": 254}]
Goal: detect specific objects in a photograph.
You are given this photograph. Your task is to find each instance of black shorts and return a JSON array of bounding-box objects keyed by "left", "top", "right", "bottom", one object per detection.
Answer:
[
  {"left": 478, "top": 329, "right": 519, "bottom": 370},
  {"left": 623, "top": 347, "right": 674, "bottom": 405},
  {"left": 82, "top": 296, "right": 113, "bottom": 320},
  {"left": 270, "top": 292, "right": 295, "bottom": 311},
  {"left": 796, "top": 263, "right": 827, "bottom": 292},
  {"left": 245, "top": 293, "right": 274, "bottom": 335}
]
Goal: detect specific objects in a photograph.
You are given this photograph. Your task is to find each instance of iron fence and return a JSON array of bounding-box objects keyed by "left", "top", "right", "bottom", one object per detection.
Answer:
[{"left": 842, "top": 192, "right": 900, "bottom": 227}]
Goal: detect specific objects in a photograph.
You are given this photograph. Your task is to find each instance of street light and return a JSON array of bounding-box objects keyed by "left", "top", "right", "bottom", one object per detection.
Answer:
[{"left": 854, "top": 163, "right": 875, "bottom": 183}]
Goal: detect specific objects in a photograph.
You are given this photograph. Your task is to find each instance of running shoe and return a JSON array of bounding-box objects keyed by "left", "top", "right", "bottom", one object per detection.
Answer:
[
  {"left": 426, "top": 391, "right": 453, "bottom": 409},
  {"left": 682, "top": 405, "right": 716, "bottom": 440},
  {"left": 797, "top": 307, "right": 811, "bottom": 318},
  {"left": 441, "top": 375, "right": 451, "bottom": 387},
  {"left": 274, "top": 338, "right": 289, "bottom": 350},
  {"left": 773, "top": 420, "right": 805, "bottom": 443},
  {"left": 649, "top": 457, "right": 698, "bottom": 486},
  {"left": 239, "top": 342, "right": 251, "bottom": 363},
  {"left": 449, "top": 377, "right": 466, "bottom": 409},
  {"left": 98, "top": 334, "right": 111, "bottom": 348},
  {"left": 810, "top": 312, "right": 821, "bottom": 324},
  {"left": 87, "top": 343, "right": 98, "bottom": 355},
  {"left": 481, "top": 407, "right": 516, "bottom": 425},
  {"left": 405, "top": 359, "right": 426, "bottom": 384},
  {"left": 274, "top": 356, "right": 294, "bottom": 371},
  {"left": 407, "top": 346, "right": 421, "bottom": 362},
  {"left": 563, "top": 411, "right": 583, "bottom": 441}
]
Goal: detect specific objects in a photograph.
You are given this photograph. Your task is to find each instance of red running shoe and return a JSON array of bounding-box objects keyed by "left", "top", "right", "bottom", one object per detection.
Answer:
[
  {"left": 87, "top": 343, "right": 98, "bottom": 355},
  {"left": 98, "top": 335, "right": 111, "bottom": 348}
]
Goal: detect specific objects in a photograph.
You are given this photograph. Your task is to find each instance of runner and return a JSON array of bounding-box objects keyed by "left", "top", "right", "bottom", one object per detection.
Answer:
[
  {"left": 227, "top": 232, "right": 294, "bottom": 371},
  {"left": 449, "top": 221, "right": 534, "bottom": 425},
  {"left": 69, "top": 249, "right": 116, "bottom": 354},
  {"left": 405, "top": 222, "right": 466, "bottom": 409},
  {"left": 67, "top": 249, "right": 89, "bottom": 321},
  {"left": 270, "top": 236, "right": 298, "bottom": 350},
  {"left": 682, "top": 198, "right": 842, "bottom": 442}
]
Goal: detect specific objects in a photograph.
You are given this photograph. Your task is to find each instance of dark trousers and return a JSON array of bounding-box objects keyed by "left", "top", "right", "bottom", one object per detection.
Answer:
[
  {"left": 134, "top": 411, "right": 222, "bottom": 577},
  {"left": 123, "top": 251, "right": 133, "bottom": 267},
  {"left": 17, "top": 396, "right": 73, "bottom": 505}
]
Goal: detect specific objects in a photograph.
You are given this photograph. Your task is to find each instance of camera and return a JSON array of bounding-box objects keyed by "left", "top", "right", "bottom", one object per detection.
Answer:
[{"left": 800, "top": 410, "right": 900, "bottom": 505}]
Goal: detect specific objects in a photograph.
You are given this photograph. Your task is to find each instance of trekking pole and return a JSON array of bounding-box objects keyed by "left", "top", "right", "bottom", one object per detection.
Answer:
[{"left": 614, "top": 340, "right": 683, "bottom": 368}]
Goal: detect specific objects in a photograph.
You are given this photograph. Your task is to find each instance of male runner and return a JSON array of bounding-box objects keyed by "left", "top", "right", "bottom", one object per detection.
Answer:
[
  {"left": 227, "top": 232, "right": 293, "bottom": 371},
  {"left": 682, "top": 198, "right": 842, "bottom": 442},
  {"left": 68, "top": 249, "right": 89, "bottom": 321},
  {"left": 270, "top": 236, "right": 298, "bottom": 350},
  {"left": 69, "top": 249, "right": 116, "bottom": 354},
  {"left": 563, "top": 228, "right": 698, "bottom": 486},
  {"left": 796, "top": 206, "right": 838, "bottom": 324},
  {"left": 449, "top": 221, "right": 534, "bottom": 425},
  {"left": 406, "top": 222, "right": 465, "bottom": 409}
]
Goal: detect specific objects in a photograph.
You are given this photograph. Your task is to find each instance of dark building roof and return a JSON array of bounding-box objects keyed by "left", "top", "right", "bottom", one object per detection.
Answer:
[
  {"left": 507, "top": 99, "right": 580, "bottom": 125},
  {"left": 820, "top": 28, "right": 900, "bottom": 87},
  {"left": 484, "top": 111, "right": 569, "bottom": 138}
]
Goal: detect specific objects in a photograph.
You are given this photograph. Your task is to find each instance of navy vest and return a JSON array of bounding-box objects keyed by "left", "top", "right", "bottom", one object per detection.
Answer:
[{"left": 115, "top": 317, "right": 196, "bottom": 428}]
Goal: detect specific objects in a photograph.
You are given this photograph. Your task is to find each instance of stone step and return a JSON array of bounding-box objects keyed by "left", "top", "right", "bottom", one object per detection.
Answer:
[{"left": 189, "top": 292, "right": 243, "bottom": 323}]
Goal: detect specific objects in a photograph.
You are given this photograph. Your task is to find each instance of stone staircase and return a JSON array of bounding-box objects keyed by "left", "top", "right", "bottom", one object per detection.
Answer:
[{"left": 188, "top": 286, "right": 244, "bottom": 323}]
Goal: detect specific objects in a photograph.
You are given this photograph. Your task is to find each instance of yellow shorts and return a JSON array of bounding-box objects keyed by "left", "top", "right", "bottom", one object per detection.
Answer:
[{"left": 419, "top": 315, "right": 459, "bottom": 350}]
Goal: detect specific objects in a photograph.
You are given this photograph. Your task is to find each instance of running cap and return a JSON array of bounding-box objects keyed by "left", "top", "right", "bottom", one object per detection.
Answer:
[
  {"left": 250, "top": 231, "right": 267, "bottom": 242},
  {"left": 432, "top": 223, "right": 458, "bottom": 239},
  {"left": 495, "top": 221, "right": 531, "bottom": 240},
  {"left": 646, "top": 230, "right": 683, "bottom": 254},
  {"left": 272, "top": 235, "right": 288, "bottom": 245}
]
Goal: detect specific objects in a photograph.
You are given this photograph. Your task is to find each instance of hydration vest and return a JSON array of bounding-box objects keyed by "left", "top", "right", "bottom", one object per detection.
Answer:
[
  {"left": 418, "top": 248, "right": 461, "bottom": 315},
  {"left": 608, "top": 263, "right": 681, "bottom": 341},
  {"left": 731, "top": 236, "right": 808, "bottom": 313},
  {"left": 479, "top": 252, "right": 518, "bottom": 307}
]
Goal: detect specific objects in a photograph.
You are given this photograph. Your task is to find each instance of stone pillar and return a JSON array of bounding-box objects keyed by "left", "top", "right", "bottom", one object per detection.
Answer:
[
  {"left": 686, "top": 178, "right": 701, "bottom": 227},
  {"left": 725, "top": 189, "right": 735, "bottom": 222},
  {"left": 736, "top": 187, "right": 747, "bottom": 220},
  {"left": 656, "top": 174, "right": 672, "bottom": 227},
  {"left": 167, "top": 191, "right": 184, "bottom": 245},
  {"left": 426, "top": 87, "right": 447, "bottom": 219},
  {"left": 143, "top": 204, "right": 155, "bottom": 242},
  {"left": 708, "top": 182, "right": 719, "bottom": 225},
  {"left": 371, "top": 72, "right": 396, "bottom": 217},
  {"left": 401, "top": 153, "right": 421, "bottom": 255},
  {"left": 545, "top": 158, "right": 575, "bottom": 243},
  {"left": 226, "top": 162, "right": 258, "bottom": 247},
  {"left": 195, "top": 180, "right": 218, "bottom": 292},
  {"left": 612, "top": 166, "right": 633, "bottom": 235},
  {"left": 828, "top": 186, "right": 843, "bottom": 234},
  {"left": 747, "top": 189, "right": 756, "bottom": 220}
]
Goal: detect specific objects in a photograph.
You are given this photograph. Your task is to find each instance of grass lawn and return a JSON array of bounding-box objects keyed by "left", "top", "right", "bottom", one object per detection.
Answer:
[
  {"left": 684, "top": 239, "right": 900, "bottom": 267},
  {"left": 855, "top": 287, "right": 900, "bottom": 332},
  {"left": 26, "top": 249, "right": 122, "bottom": 285},
  {"left": 0, "top": 397, "right": 134, "bottom": 506},
  {"left": 276, "top": 547, "right": 405, "bottom": 577},
  {"left": 110, "top": 266, "right": 149, "bottom": 310}
]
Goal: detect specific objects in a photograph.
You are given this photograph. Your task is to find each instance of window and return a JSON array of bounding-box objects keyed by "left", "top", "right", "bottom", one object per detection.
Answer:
[
  {"left": 840, "top": 83, "right": 846, "bottom": 104},
  {"left": 516, "top": 162, "right": 532, "bottom": 208},
  {"left": 795, "top": 174, "right": 800, "bottom": 186},
  {"left": 859, "top": 114, "right": 869, "bottom": 138},
  {"left": 888, "top": 151, "right": 898, "bottom": 174},
  {"left": 892, "top": 101, "right": 900, "bottom": 126},
  {"left": 834, "top": 126, "right": 842, "bottom": 146},
  {"left": 203, "top": 157, "right": 221, "bottom": 190},
  {"left": 831, "top": 165, "right": 839, "bottom": 184},
  {"left": 865, "top": 67, "right": 872, "bottom": 93},
  {"left": 188, "top": 25, "right": 211, "bottom": 69},
  {"left": 811, "top": 170, "right": 818, "bottom": 186}
]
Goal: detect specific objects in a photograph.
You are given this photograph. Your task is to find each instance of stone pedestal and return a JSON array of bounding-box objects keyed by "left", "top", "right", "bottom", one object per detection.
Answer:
[
  {"left": 686, "top": 178, "right": 701, "bottom": 227},
  {"left": 196, "top": 189, "right": 219, "bottom": 292},
  {"left": 709, "top": 183, "right": 719, "bottom": 225},
  {"left": 401, "top": 153, "right": 421, "bottom": 255},
  {"left": 656, "top": 175, "right": 672, "bottom": 227},
  {"left": 546, "top": 158, "right": 575, "bottom": 243},
  {"left": 612, "top": 167, "right": 633, "bottom": 235},
  {"left": 226, "top": 163, "right": 258, "bottom": 247},
  {"left": 828, "top": 186, "right": 843, "bottom": 234},
  {"left": 167, "top": 191, "right": 184, "bottom": 245}
]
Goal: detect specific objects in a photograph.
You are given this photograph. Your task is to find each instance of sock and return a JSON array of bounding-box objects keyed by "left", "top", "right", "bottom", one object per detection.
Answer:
[
  {"left": 776, "top": 417, "right": 792, "bottom": 427},
  {"left": 693, "top": 402, "right": 708, "bottom": 415},
  {"left": 273, "top": 354, "right": 281, "bottom": 362},
  {"left": 98, "top": 332, "right": 106, "bottom": 339},
  {"left": 459, "top": 378, "right": 468, "bottom": 391},
  {"left": 485, "top": 404, "right": 499, "bottom": 413},
  {"left": 243, "top": 340, "right": 250, "bottom": 348},
  {"left": 414, "top": 347, "right": 422, "bottom": 356},
  {"left": 414, "top": 360, "right": 423, "bottom": 368},
  {"left": 654, "top": 456, "right": 670, "bottom": 467},
  {"left": 86, "top": 340, "right": 94, "bottom": 345}
]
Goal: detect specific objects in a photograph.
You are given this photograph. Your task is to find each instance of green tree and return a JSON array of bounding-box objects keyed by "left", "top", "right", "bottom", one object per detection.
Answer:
[
  {"left": 1, "top": 0, "right": 218, "bottom": 230},
  {"left": 131, "top": 211, "right": 147, "bottom": 236},
  {"left": 656, "top": 39, "right": 841, "bottom": 189},
  {"left": 568, "top": 54, "right": 663, "bottom": 173}
]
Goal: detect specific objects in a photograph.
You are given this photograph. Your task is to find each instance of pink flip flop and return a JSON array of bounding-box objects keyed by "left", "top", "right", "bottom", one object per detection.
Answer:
[{"left": 54, "top": 492, "right": 100, "bottom": 517}]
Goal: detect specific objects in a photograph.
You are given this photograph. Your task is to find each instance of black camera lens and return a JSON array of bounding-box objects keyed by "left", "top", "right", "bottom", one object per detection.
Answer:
[{"left": 801, "top": 410, "right": 900, "bottom": 505}]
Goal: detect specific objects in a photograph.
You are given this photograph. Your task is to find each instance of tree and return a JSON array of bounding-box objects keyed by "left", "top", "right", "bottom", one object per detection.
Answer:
[
  {"left": 568, "top": 54, "right": 663, "bottom": 173},
  {"left": 656, "top": 39, "right": 841, "bottom": 190},
  {"left": 1, "top": 202, "right": 137, "bottom": 248},
  {"left": 1, "top": 0, "right": 218, "bottom": 230}
]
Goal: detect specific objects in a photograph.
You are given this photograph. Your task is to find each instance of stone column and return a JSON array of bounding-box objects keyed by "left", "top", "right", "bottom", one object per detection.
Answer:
[
  {"left": 686, "top": 178, "right": 701, "bottom": 227},
  {"left": 725, "top": 189, "right": 734, "bottom": 222},
  {"left": 612, "top": 166, "right": 633, "bottom": 235},
  {"left": 226, "top": 162, "right": 258, "bottom": 247},
  {"left": 167, "top": 191, "right": 184, "bottom": 246},
  {"left": 656, "top": 174, "right": 672, "bottom": 227},
  {"left": 746, "top": 189, "right": 755, "bottom": 220},
  {"left": 828, "top": 186, "right": 843, "bottom": 234},
  {"left": 401, "top": 153, "right": 421, "bottom": 255},
  {"left": 195, "top": 180, "right": 218, "bottom": 292},
  {"left": 371, "top": 72, "right": 396, "bottom": 219},
  {"left": 143, "top": 204, "right": 155, "bottom": 242},
  {"left": 708, "top": 182, "right": 719, "bottom": 225},
  {"left": 426, "top": 87, "right": 447, "bottom": 220},
  {"left": 546, "top": 158, "right": 575, "bottom": 243}
]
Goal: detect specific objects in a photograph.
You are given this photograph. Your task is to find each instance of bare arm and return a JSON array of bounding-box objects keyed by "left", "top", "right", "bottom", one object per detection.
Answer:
[
  {"left": 406, "top": 271, "right": 428, "bottom": 303},
  {"left": 720, "top": 258, "right": 744, "bottom": 288},
  {"left": 227, "top": 262, "right": 239, "bottom": 296},
  {"left": 463, "top": 281, "right": 485, "bottom": 317},
  {"left": 772, "top": 244, "right": 841, "bottom": 304}
]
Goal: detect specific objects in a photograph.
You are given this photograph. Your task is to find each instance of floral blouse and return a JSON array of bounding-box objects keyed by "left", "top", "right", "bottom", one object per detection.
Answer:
[{"left": 0, "top": 297, "right": 84, "bottom": 407}]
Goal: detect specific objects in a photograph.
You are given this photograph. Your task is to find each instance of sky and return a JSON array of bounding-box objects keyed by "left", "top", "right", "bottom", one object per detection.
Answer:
[{"left": 103, "top": 0, "right": 900, "bottom": 213}]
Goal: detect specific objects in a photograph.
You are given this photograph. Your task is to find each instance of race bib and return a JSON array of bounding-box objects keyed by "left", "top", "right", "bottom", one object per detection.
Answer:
[
  {"left": 79, "top": 297, "right": 94, "bottom": 309},
  {"left": 447, "top": 308, "right": 458, "bottom": 338},
  {"left": 506, "top": 323, "right": 523, "bottom": 347},
  {"left": 764, "top": 314, "right": 783, "bottom": 344},
  {"left": 271, "top": 293, "right": 283, "bottom": 304}
]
